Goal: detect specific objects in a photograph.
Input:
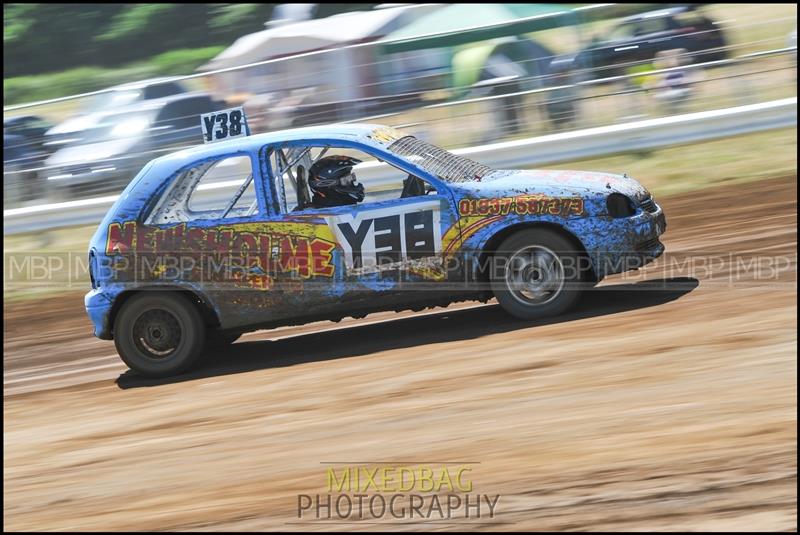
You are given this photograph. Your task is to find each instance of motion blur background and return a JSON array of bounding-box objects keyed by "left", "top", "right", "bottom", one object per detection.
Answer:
[
  {"left": 3, "top": 2, "right": 797, "bottom": 212},
  {"left": 4, "top": 4, "right": 797, "bottom": 531}
]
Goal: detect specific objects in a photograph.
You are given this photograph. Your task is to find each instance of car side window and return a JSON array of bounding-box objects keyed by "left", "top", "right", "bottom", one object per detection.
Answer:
[
  {"left": 270, "top": 146, "right": 312, "bottom": 213},
  {"left": 154, "top": 103, "right": 181, "bottom": 130},
  {"left": 156, "top": 98, "right": 210, "bottom": 131},
  {"left": 269, "top": 144, "right": 436, "bottom": 214},
  {"left": 636, "top": 17, "right": 669, "bottom": 36},
  {"left": 146, "top": 155, "right": 259, "bottom": 224},
  {"left": 609, "top": 23, "right": 637, "bottom": 41},
  {"left": 674, "top": 11, "right": 707, "bottom": 30},
  {"left": 145, "top": 83, "right": 184, "bottom": 100}
]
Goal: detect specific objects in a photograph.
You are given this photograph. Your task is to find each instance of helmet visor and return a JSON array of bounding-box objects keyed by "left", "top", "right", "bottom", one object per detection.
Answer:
[{"left": 338, "top": 172, "right": 356, "bottom": 186}]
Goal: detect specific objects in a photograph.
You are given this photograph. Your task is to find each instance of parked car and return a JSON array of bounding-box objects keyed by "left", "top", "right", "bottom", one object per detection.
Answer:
[
  {"left": 573, "top": 6, "right": 729, "bottom": 78},
  {"left": 3, "top": 115, "right": 53, "bottom": 206},
  {"left": 41, "top": 92, "right": 222, "bottom": 198},
  {"left": 43, "top": 78, "right": 188, "bottom": 152},
  {"left": 85, "top": 123, "right": 667, "bottom": 377},
  {"left": 4, "top": 115, "right": 53, "bottom": 151}
]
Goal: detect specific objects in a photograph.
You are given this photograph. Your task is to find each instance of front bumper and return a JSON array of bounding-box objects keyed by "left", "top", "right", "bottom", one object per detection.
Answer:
[{"left": 591, "top": 205, "right": 667, "bottom": 279}]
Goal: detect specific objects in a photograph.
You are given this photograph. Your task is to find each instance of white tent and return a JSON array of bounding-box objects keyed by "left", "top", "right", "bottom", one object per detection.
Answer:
[
  {"left": 201, "top": 29, "right": 335, "bottom": 73},
  {"left": 201, "top": 5, "right": 439, "bottom": 72},
  {"left": 200, "top": 4, "right": 443, "bottom": 119}
]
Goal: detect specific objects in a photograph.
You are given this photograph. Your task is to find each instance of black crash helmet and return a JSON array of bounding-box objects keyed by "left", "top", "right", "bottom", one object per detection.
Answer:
[{"left": 308, "top": 155, "right": 365, "bottom": 207}]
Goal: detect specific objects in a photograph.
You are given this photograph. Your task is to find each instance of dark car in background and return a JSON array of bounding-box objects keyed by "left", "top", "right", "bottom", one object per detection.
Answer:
[
  {"left": 3, "top": 115, "right": 54, "bottom": 206},
  {"left": 4, "top": 115, "right": 53, "bottom": 151},
  {"left": 41, "top": 92, "right": 223, "bottom": 199},
  {"left": 574, "top": 6, "right": 729, "bottom": 78}
]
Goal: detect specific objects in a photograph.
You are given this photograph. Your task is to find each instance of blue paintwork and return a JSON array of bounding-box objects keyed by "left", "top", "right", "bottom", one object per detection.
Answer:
[
  {"left": 450, "top": 169, "right": 665, "bottom": 278},
  {"left": 85, "top": 123, "right": 666, "bottom": 339}
]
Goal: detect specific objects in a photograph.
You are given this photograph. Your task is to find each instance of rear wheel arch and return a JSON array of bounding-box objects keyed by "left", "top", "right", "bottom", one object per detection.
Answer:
[{"left": 109, "top": 287, "right": 220, "bottom": 338}]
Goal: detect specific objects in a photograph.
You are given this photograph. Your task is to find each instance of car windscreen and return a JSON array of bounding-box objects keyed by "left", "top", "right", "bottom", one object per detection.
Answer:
[{"left": 386, "top": 136, "right": 494, "bottom": 183}]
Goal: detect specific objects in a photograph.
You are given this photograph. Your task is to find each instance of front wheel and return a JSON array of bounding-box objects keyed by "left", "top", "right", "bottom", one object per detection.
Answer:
[
  {"left": 490, "top": 229, "right": 588, "bottom": 320},
  {"left": 114, "top": 293, "right": 206, "bottom": 377}
]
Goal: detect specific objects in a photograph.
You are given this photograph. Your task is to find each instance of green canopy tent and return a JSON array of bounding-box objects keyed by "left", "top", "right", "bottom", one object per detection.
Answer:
[
  {"left": 451, "top": 42, "right": 498, "bottom": 91},
  {"left": 451, "top": 37, "right": 556, "bottom": 95},
  {"left": 380, "top": 3, "right": 582, "bottom": 55},
  {"left": 380, "top": 3, "right": 585, "bottom": 100},
  {"left": 380, "top": 4, "right": 704, "bottom": 54}
]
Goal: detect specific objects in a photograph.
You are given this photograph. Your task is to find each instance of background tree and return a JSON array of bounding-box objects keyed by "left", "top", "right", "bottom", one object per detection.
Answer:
[{"left": 3, "top": 3, "right": 378, "bottom": 77}]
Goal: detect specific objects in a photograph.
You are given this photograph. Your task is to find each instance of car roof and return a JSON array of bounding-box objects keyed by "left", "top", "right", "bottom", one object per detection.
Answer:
[
  {"left": 621, "top": 6, "right": 690, "bottom": 23},
  {"left": 108, "top": 77, "right": 186, "bottom": 92},
  {"left": 3, "top": 115, "right": 42, "bottom": 125},
  {"left": 152, "top": 123, "right": 390, "bottom": 165},
  {"left": 100, "top": 91, "right": 214, "bottom": 115},
  {"left": 126, "top": 123, "right": 399, "bottom": 200}
]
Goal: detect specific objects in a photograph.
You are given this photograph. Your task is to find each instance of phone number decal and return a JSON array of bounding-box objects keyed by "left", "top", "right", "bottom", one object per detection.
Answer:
[{"left": 458, "top": 196, "right": 585, "bottom": 217}]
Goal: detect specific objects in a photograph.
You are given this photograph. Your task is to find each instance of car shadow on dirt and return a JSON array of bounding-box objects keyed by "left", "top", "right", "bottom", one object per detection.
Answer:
[{"left": 116, "top": 277, "right": 699, "bottom": 389}]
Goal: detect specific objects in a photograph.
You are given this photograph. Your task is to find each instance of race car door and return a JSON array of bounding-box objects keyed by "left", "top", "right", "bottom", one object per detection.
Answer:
[{"left": 266, "top": 143, "right": 463, "bottom": 313}]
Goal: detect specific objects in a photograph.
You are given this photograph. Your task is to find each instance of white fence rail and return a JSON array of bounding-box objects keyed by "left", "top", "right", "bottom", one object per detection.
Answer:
[{"left": 3, "top": 97, "right": 796, "bottom": 235}]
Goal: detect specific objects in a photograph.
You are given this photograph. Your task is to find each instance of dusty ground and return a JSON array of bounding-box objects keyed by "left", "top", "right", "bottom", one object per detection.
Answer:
[{"left": 3, "top": 176, "right": 797, "bottom": 531}]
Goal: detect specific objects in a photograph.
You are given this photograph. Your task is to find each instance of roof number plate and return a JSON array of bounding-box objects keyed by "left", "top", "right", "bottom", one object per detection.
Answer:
[{"left": 201, "top": 106, "right": 249, "bottom": 144}]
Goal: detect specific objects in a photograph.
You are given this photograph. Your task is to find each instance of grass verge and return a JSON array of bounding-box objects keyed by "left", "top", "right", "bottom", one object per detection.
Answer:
[{"left": 3, "top": 46, "right": 224, "bottom": 107}]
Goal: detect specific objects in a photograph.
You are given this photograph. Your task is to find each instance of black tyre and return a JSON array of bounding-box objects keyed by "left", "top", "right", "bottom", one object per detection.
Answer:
[
  {"left": 490, "top": 229, "right": 587, "bottom": 320},
  {"left": 114, "top": 293, "right": 206, "bottom": 377}
]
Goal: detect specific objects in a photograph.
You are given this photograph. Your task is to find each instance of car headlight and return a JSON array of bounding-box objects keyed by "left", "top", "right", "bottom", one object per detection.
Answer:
[{"left": 607, "top": 193, "right": 636, "bottom": 217}]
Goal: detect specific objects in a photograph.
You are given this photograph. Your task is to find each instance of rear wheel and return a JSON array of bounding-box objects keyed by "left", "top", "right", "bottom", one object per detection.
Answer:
[
  {"left": 490, "top": 229, "right": 587, "bottom": 320},
  {"left": 114, "top": 293, "right": 206, "bottom": 377}
]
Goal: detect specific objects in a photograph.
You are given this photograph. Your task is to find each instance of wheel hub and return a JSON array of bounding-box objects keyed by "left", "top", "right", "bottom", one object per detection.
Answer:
[
  {"left": 133, "top": 308, "right": 182, "bottom": 358},
  {"left": 505, "top": 245, "right": 565, "bottom": 305}
]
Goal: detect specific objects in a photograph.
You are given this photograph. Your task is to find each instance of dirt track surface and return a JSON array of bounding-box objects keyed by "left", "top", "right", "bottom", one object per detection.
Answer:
[{"left": 4, "top": 176, "right": 797, "bottom": 531}]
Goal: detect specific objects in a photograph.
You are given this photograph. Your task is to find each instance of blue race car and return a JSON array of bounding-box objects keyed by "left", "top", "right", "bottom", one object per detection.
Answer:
[{"left": 85, "top": 123, "right": 666, "bottom": 377}]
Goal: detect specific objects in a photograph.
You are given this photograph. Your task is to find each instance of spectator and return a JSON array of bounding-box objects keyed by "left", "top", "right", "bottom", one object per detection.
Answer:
[
  {"left": 650, "top": 48, "right": 703, "bottom": 115},
  {"left": 545, "top": 58, "right": 579, "bottom": 131}
]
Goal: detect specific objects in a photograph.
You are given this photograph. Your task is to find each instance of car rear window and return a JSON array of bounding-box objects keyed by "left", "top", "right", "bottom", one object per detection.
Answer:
[{"left": 386, "top": 136, "right": 494, "bottom": 183}]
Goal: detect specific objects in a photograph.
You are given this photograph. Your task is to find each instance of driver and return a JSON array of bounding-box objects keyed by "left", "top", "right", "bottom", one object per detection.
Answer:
[{"left": 307, "top": 155, "right": 365, "bottom": 208}]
